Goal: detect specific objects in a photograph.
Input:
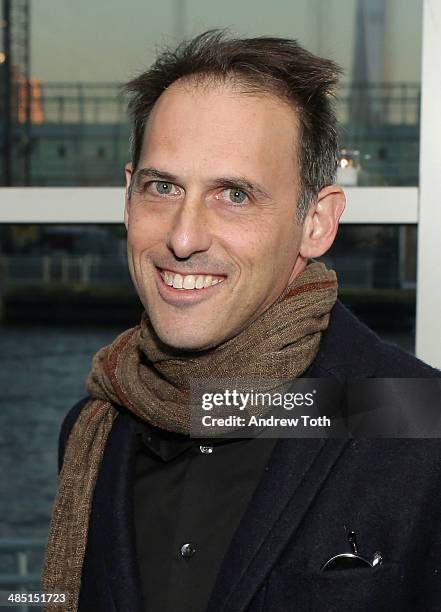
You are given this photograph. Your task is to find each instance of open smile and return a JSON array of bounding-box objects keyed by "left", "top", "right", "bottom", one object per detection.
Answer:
[
  {"left": 155, "top": 267, "right": 227, "bottom": 304},
  {"left": 158, "top": 267, "right": 226, "bottom": 290}
]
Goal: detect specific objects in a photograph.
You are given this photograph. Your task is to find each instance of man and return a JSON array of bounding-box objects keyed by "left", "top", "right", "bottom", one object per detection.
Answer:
[{"left": 43, "top": 31, "right": 441, "bottom": 612}]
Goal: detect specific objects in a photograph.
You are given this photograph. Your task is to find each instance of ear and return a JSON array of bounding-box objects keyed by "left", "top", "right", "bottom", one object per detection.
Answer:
[
  {"left": 124, "top": 162, "right": 133, "bottom": 230},
  {"left": 299, "top": 185, "right": 346, "bottom": 259}
]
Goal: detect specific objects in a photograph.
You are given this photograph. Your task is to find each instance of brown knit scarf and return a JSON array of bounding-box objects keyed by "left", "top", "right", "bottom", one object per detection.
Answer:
[{"left": 42, "top": 261, "right": 337, "bottom": 611}]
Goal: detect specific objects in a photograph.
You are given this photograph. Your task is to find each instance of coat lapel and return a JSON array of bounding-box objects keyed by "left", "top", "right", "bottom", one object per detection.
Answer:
[
  {"left": 207, "top": 302, "right": 379, "bottom": 612},
  {"left": 206, "top": 435, "right": 349, "bottom": 612}
]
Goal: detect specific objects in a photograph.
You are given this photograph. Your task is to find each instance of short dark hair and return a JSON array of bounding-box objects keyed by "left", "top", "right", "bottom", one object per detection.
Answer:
[{"left": 124, "top": 29, "right": 342, "bottom": 221}]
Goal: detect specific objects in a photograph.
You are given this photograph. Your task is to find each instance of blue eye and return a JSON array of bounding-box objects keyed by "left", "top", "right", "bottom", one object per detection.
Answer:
[
  {"left": 155, "top": 181, "right": 173, "bottom": 195},
  {"left": 227, "top": 188, "right": 247, "bottom": 205}
]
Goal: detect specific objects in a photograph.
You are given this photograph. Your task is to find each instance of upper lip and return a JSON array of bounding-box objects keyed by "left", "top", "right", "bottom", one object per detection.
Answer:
[{"left": 157, "top": 266, "right": 226, "bottom": 277}]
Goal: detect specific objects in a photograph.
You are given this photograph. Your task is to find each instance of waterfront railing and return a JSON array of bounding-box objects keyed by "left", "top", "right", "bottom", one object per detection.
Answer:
[{"left": 0, "top": 537, "right": 46, "bottom": 612}]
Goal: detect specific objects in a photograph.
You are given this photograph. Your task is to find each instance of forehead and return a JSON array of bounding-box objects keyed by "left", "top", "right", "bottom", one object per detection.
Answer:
[{"left": 139, "top": 80, "right": 299, "bottom": 181}]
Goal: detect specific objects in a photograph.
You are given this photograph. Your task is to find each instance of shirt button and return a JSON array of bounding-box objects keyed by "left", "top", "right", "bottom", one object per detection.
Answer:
[
  {"left": 180, "top": 543, "right": 196, "bottom": 558},
  {"left": 199, "top": 445, "right": 213, "bottom": 454}
]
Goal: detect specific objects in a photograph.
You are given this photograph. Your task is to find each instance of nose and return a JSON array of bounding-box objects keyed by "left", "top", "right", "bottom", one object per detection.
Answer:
[{"left": 166, "top": 195, "right": 212, "bottom": 259}]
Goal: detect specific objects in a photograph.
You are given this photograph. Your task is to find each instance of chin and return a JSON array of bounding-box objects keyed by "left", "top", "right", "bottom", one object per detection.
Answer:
[{"left": 154, "top": 325, "right": 218, "bottom": 353}]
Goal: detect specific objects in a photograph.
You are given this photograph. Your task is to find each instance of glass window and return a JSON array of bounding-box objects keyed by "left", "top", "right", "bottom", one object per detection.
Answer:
[
  {"left": 0, "top": 0, "right": 422, "bottom": 186},
  {"left": 321, "top": 224, "right": 416, "bottom": 353}
]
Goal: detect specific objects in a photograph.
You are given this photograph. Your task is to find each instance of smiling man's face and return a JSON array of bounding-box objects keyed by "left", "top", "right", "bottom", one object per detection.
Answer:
[{"left": 124, "top": 80, "right": 309, "bottom": 351}]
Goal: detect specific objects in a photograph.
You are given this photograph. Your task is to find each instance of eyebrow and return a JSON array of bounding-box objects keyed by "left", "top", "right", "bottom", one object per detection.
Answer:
[
  {"left": 134, "top": 167, "right": 178, "bottom": 184},
  {"left": 133, "top": 167, "right": 272, "bottom": 201}
]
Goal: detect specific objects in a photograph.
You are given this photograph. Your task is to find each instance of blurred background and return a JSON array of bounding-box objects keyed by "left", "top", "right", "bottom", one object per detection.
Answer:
[{"left": 0, "top": 0, "right": 433, "bottom": 604}]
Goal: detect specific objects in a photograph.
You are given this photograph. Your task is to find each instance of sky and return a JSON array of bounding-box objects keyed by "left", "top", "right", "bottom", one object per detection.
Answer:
[{"left": 29, "top": 0, "right": 423, "bottom": 84}]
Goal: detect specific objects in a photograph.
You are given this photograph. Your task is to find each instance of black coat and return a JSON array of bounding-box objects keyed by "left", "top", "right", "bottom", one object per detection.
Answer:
[{"left": 59, "top": 301, "right": 441, "bottom": 611}]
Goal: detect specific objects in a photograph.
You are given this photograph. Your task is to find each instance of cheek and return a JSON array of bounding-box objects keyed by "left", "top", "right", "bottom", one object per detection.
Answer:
[
  {"left": 247, "top": 224, "right": 299, "bottom": 280},
  {"left": 127, "top": 225, "right": 144, "bottom": 251},
  {"left": 127, "top": 213, "right": 161, "bottom": 251},
  {"left": 230, "top": 233, "right": 265, "bottom": 274},
  {"left": 235, "top": 219, "right": 296, "bottom": 263},
  {"left": 230, "top": 236, "right": 278, "bottom": 292}
]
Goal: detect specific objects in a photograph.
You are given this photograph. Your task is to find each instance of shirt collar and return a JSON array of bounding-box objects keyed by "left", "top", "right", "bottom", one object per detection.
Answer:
[{"left": 135, "top": 420, "right": 242, "bottom": 462}]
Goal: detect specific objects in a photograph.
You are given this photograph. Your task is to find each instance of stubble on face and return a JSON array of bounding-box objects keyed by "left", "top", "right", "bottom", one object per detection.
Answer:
[{"left": 125, "top": 79, "right": 306, "bottom": 351}]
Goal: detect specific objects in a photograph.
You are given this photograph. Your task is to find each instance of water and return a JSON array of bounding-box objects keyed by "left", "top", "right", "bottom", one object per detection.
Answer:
[{"left": 0, "top": 324, "right": 125, "bottom": 540}]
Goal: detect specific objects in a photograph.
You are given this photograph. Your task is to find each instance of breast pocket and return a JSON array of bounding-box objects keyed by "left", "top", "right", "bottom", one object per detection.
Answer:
[{"left": 263, "top": 562, "right": 409, "bottom": 612}]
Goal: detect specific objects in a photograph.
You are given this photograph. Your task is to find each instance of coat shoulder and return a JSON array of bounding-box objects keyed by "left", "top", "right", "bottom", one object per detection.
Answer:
[
  {"left": 314, "top": 300, "right": 440, "bottom": 378},
  {"left": 372, "top": 339, "right": 439, "bottom": 377}
]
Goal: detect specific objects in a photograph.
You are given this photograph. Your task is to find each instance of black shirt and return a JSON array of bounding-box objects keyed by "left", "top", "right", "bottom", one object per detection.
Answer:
[{"left": 134, "top": 422, "right": 277, "bottom": 612}]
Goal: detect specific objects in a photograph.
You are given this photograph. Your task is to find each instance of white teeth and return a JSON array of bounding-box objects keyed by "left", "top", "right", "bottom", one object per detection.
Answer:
[
  {"left": 160, "top": 269, "right": 224, "bottom": 290},
  {"left": 195, "top": 276, "right": 205, "bottom": 289},
  {"left": 172, "top": 274, "right": 183, "bottom": 289},
  {"left": 182, "top": 275, "right": 195, "bottom": 289}
]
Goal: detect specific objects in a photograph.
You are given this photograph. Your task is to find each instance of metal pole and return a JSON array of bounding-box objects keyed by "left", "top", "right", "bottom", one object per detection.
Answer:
[
  {"left": 23, "top": 0, "right": 31, "bottom": 186},
  {"left": 174, "top": 0, "right": 186, "bottom": 42},
  {"left": 415, "top": 0, "right": 441, "bottom": 368},
  {"left": 2, "top": 0, "right": 12, "bottom": 186},
  {"left": 17, "top": 552, "right": 29, "bottom": 612}
]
